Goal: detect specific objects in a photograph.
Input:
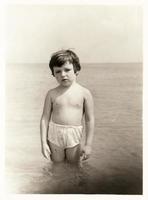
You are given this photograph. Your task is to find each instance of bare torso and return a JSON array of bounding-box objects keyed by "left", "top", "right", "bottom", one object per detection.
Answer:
[{"left": 50, "top": 82, "right": 85, "bottom": 125}]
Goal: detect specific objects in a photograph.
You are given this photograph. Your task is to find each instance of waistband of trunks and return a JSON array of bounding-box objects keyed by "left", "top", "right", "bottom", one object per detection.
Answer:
[{"left": 49, "top": 120, "right": 83, "bottom": 129}]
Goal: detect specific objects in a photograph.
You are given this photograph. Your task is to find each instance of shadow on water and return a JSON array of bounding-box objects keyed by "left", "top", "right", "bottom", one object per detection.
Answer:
[{"left": 21, "top": 160, "right": 142, "bottom": 194}]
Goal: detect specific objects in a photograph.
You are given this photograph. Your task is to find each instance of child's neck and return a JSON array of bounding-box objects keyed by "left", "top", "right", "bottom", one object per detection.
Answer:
[{"left": 59, "top": 80, "right": 77, "bottom": 90}]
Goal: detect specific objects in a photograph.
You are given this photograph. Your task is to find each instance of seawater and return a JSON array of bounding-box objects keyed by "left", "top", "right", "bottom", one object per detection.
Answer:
[{"left": 5, "top": 63, "right": 142, "bottom": 194}]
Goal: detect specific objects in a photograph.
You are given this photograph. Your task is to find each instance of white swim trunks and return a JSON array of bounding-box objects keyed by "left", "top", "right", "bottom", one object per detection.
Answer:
[{"left": 48, "top": 121, "right": 83, "bottom": 149}]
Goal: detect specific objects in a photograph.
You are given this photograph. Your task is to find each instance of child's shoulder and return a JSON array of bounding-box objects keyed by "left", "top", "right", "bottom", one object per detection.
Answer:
[
  {"left": 77, "top": 84, "right": 92, "bottom": 98},
  {"left": 45, "top": 87, "right": 59, "bottom": 98}
]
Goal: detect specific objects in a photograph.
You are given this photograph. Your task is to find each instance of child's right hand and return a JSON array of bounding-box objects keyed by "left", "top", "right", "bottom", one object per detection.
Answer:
[{"left": 41, "top": 143, "right": 51, "bottom": 160}]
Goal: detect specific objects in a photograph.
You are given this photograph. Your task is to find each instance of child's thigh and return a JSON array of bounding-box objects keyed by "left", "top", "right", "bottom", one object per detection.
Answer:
[
  {"left": 66, "top": 144, "right": 81, "bottom": 163},
  {"left": 49, "top": 141, "right": 65, "bottom": 162}
]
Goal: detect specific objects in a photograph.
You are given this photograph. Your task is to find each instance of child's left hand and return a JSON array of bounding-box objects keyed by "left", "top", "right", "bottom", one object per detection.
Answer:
[{"left": 81, "top": 145, "right": 92, "bottom": 160}]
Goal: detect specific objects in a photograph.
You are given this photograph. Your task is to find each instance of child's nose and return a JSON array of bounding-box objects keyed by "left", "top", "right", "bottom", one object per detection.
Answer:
[{"left": 61, "top": 71, "right": 66, "bottom": 76}]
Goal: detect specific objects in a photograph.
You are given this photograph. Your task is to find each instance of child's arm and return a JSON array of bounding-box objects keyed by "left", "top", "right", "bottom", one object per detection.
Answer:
[
  {"left": 40, "top": 91, "right": 52, "bottom": 160},
  {"left": 81, "top": 89, "right": 94, "bottom": 160}
]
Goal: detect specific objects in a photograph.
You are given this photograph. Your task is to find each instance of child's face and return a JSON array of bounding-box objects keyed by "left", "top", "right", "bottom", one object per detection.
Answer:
[{"left": 53, "top": 62, "right": 77, "bottom": 87}]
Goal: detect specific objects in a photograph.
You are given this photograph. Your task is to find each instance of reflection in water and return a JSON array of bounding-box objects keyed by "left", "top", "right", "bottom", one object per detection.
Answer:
[
  {"left": 37, "top": 160, "right": 96, "bottom": 194},
  {"left": 7, "top": 159, "right": 101, "bottom": 194},
  {"left": 6, "top": 157, "right": 142, "bottom": 194}
]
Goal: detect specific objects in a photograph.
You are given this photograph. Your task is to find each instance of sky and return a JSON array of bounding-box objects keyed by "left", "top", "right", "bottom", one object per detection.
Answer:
[{"left": 6, "top": 4, "right": 142, "bottom": 63}]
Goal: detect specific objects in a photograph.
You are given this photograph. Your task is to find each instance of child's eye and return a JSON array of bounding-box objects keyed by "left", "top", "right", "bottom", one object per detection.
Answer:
[
  {"left": 65, "top": 69, "right": 71, "bottom": 72},
  {"left": 55, "top": 70, "right": 61, "bottom": 74}
]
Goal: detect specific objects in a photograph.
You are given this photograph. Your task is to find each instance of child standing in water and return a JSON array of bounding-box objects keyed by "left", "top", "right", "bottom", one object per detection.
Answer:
[{"left": 40, "top": 49, "right": 94, "bottom": 163}]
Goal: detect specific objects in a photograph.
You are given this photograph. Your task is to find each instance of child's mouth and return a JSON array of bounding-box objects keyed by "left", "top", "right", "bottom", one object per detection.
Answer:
[{"left": 62, "top": 79, "right": 68, "bottom": 82}]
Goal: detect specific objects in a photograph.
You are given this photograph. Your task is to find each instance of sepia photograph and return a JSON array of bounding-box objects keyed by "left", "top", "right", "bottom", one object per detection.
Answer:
[{"left": 4, "top": 0, "right": 143, "bottom": 197}]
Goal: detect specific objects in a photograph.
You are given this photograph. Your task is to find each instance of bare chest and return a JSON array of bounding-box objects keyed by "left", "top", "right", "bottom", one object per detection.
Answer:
[{"left": 52, "top": 94, "right": 84, "bottom": 109}]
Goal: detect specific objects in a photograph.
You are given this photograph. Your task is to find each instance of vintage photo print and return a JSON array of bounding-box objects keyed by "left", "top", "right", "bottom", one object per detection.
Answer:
[{"left": 0, "top": 0, "right": 145, "bottom": 200}]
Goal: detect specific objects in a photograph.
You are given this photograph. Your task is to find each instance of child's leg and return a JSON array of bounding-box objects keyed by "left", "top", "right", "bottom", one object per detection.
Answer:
[
  {"left": 66, "top": 144, "right": 81, "bottom": 163},
  {"left": 48, "top": 141, "right": 65, "bottom": 162}
]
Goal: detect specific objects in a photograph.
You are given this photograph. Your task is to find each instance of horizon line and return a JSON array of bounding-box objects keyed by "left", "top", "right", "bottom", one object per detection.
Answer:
[{"left": 5, "top": 62, "right": 143, "bottom": 65}]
